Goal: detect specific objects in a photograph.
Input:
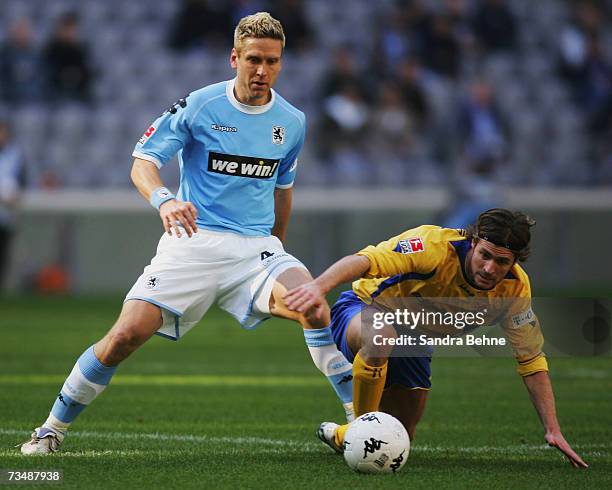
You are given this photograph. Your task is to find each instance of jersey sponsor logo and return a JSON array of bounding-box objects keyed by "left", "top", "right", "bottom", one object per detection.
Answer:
[
  {"left": 272, "top": 125, "right": 285, "bottom": 145},
  {"left": 395, "top": 237, "right": 425, "bottom": 254},
  {"left": 211, "top": 123, "right": 238, "bottom": 132},
  {"left": 138, "top": 126, "right": 156, "bottom": 145},
  {"left": 511, "top": 307, "right": 535, "bottom": 328},
  {"left": 208, "top": 152, "right": 280, "bottom": 179}
]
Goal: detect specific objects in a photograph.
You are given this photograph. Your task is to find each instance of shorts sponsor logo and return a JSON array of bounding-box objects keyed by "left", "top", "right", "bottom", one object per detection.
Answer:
[
  {"left": 211, "top": 123, "right": 238, "bottom": 132},
  {"left": 260, "top": 251, "right": 274, "bottom": 260},
  {"left": 396, "top": 237, "right": 425, "bottom": 254},
  {"left": 511, "top": 307, "right": 535, "bottom": 328},
  {"left": 272, "top": 126, "right": 285, "bottom": 145},
  {"left": 208, "top": 152, "right": 280, "bottom": 179},
  {"left": 138, "top": 126, "right": 156, "bottom": 145},
  {"left": 260, "top": 251, "right": 290, "bottom": 268},
  {"left": 145, "top": 275, "right": 160, "bottom": 290}
]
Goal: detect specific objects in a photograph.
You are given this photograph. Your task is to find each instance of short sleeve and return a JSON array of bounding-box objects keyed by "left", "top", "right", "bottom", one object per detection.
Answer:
[
  {"left": 276, "top": 119, "right": 305, "bottom": 189},
  {"left": 132, "top": 96, "right": 193, "bottom": 168},
  {"left": 499, "top": 272, "right": 549, "bottom": 376},
  {"left": 357, "top": 228, "right": 446, "bottom": 278}
]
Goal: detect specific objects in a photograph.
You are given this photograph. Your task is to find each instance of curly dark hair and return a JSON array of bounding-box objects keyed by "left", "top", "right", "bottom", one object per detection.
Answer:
[{"left": 465, "top": 208, "right": 536, "bottom": 262}]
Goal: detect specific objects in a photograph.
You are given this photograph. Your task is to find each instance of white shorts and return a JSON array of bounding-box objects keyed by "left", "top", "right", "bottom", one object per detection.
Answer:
[{"left": 125, "top": 228, "right": 306, "bottom": 340}]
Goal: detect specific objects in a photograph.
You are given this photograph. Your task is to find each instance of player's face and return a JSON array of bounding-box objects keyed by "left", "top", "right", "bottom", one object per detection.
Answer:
[
  {"left": 466, "top": 239, "right": 516, "bottom": 290},
  {"left": 231, "top": 37, "right": 283, "bottom": 106}
]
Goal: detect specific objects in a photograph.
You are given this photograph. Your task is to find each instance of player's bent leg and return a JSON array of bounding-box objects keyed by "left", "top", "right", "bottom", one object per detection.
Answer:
[
  {"left": 345, "top": 315, "right": 393, "bottom": 418},
  {"left": 268, "top": 267, "right": 354, "bottom": 421},
  {"left": 379, "top": 384, "right": 429, "bottom": 441},
  {"left": 20, "top": 300, "right": 162, "bottom": 455},
  {"left": 95, "top": 299, "right": 163, "bottom": 365}
]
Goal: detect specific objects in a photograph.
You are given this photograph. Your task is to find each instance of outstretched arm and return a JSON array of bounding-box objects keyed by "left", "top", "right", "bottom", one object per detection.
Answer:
[
  {"left": 283, "top": 254, "right": 370, "bottom": 313},
  {"left": 131, "top": 158, "right": 198, "bottom": 238},
  {"left": 522, "top": 371, "right": 588, "bottom": 468}
]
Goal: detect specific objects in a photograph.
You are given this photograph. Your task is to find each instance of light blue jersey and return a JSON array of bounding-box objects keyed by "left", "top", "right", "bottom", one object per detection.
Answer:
[{"left": 133, "top": 78, "right": 306, "bottom": 236}]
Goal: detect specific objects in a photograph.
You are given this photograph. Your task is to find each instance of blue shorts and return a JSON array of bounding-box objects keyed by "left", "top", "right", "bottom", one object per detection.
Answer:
[{"left": 330, "top": 291, "right": 432, "bottom": 390}]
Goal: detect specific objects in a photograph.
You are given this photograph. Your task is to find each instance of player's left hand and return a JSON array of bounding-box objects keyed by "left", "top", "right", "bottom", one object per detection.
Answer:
[
  {"left": 545, "top": 430, "right": 588, "bottom": 468},
  {"left": 283, "top": 281, "right": 326, "bottom": 314}
]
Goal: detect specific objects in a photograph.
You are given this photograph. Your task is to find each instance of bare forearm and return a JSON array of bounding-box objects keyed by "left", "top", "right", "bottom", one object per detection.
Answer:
[
  {"left": 314, "top": 255, "right": 371, "bottom": 294},
  {"left": 130, "top": 158, "right": 165, "bottom": 201},
  {"left": 522, "top": 370, "right": 560, "bottom": 432},
  {"left": 272, "top": 188, "right": 292, "bottom": 242}
]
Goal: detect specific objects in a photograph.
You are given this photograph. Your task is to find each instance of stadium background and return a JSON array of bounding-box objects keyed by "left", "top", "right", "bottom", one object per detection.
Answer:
[{"left": 0, "top": 0, "right": 611, "bottom": 293}]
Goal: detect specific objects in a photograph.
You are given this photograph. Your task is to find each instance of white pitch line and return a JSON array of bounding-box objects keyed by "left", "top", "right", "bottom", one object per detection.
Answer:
[
  {"left": 1, "top": 429, "right": 608, "bottom": 456},
  {"left": 0, "top": 374, "right": 326, "bottom": 387}
]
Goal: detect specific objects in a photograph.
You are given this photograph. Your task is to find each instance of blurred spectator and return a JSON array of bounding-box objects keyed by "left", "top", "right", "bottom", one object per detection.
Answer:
[
  {"left": 368, "top": 82, "right": 421, "bottom": 184},
  {"left": 420, "top": 14, "right": 462, "bottom": 79},
  {"left": 168, "top": 0, "right": 234, "bottom": 51},
  {"left": 444, "top": 79, "right": 506, "bottom": 227},
  {"left": 395, "top": 59, "right": 430, "bottom": 128},
  {"left": 231, "top": 0, "right": 268, "bottom": 26},
  {"left": 0, "top": 19, "right": 42, "bottom": 104},
  {"left": 374, "top": 4, "right": 414, "bottom": 76},
  {"left": 317, "top": 47, "right": 372, "bottom": 183},
  {"left": 558, "top": 1, "right": 605, "bottom": 92},
  {"left": 42, "top": 12, "right": 93, "bottom": 104},
  {"left": 0, "top": 118, "right": 26, "bottom": 289},
  {"left": 320, "top": 46, "right": 371, "bottom": 100},
  {"left": 471, "top": 0, "right": 517, "bottom": 53},
  {"left": 270, "top": 0, "right": 313, "bottom": 52},
  {"left": 457, "top": 78, "right": 510, "bottom": 170}
]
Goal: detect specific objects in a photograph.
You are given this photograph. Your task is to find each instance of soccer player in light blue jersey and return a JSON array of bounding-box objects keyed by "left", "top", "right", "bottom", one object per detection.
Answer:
[{"left": 20, "top": 12, "right": 354, "bottom": 455}]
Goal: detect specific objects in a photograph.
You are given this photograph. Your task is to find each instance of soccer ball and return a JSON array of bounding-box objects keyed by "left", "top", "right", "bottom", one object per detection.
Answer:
[{"left": 343, "top": 411, "right": 410, "bottom": 474}]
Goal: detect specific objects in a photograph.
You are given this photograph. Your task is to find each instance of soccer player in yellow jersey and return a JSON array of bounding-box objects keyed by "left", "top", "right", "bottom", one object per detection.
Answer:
[{"left": 285, "top": 208, "right": 588, "bottom": 468}]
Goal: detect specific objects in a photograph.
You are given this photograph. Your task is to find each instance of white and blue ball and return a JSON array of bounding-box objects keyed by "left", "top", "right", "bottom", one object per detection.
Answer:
[{"left": 343, "top": 411, "right": 410, "bottom": 474}]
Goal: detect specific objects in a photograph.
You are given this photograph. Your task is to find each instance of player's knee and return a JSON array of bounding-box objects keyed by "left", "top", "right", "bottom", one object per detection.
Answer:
[
  {"left": 301, "top": 307, "right": 329, "bottom": 329},
  {"left": 104, "top": 326, "right": 145, "bottom": 361}
]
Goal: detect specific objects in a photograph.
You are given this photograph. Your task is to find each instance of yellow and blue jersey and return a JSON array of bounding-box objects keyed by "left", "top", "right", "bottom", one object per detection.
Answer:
[{"left": 350, "top": 225, "right": 547, "bottom": 377}]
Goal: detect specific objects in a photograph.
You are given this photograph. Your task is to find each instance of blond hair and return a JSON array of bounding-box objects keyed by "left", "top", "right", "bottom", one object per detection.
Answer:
[{"left": 233, "top": 12, "right": 285, "bottom": 53}]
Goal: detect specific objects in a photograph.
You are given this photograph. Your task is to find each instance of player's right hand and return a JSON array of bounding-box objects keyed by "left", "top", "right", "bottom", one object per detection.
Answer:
[
  {"left": 545, "top": 430, "right": 589, "bottom": 469},
  {"left": 159, "top": 199, "right": 198, "bottom": 238},
  {"left": 284, "top": 281, "right": 326, "bottom": 314}
]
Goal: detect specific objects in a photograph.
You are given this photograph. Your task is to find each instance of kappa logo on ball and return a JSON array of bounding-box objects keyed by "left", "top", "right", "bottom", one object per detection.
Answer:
[
  {"left": 272, "top": 126, "right": 285, "bottom": 145},
  {"left": 395, "top": 237, "right": 425, "bottom": 254}
]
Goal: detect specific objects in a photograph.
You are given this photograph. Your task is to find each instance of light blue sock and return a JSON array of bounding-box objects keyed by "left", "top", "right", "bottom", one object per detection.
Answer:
[
  {"left": 303, "top": 327, "right": 353, "bottom": 405},
  {"left": 45, "top": 346, "right": 117, "bottom": 431}
]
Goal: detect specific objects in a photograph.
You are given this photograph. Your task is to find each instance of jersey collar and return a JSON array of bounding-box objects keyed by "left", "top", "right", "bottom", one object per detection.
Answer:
[{"left": 226, "top": 78, "right": 276, "bottom": 115}]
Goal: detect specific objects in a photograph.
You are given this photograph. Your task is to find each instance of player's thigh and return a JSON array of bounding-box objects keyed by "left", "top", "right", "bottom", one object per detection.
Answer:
[
  {"left": 95, "top": 299, "right": 162, "bottom": 364},
  {"left": 379, "top": 384, "right": 429, "bottom": 440},
  {"left": 348, "top": 311, "right": 397, "bottom": 364}
]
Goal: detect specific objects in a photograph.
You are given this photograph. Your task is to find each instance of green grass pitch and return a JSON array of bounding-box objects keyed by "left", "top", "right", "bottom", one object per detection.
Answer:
[{"left": 1, "top": 296, "right": 611, "bottom": 488}]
